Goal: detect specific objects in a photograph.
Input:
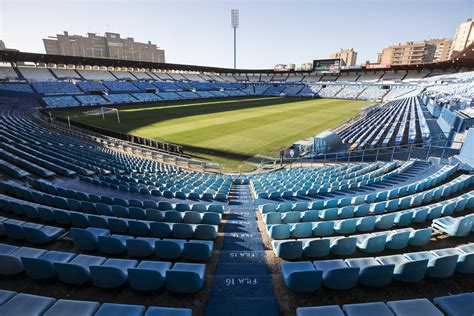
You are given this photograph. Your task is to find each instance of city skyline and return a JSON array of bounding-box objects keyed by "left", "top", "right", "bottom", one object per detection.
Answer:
[{"left": 0, "top": 0, "right": 472, "bottom": 68}]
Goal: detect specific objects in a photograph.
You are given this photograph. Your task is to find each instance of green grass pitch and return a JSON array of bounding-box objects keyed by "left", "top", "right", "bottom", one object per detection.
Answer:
[{"left": 53, "top": 97, "right": 371, "bottom": 171}]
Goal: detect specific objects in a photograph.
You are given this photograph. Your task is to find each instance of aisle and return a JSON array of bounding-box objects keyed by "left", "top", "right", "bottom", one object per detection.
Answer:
[{"left": 205, "top": 185, "right": 279, "bottom": 316}]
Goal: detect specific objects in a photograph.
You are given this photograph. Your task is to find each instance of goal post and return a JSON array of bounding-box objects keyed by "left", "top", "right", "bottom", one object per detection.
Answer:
[{"left": 83, "top": 107, "right": 120, "bottom": 123}]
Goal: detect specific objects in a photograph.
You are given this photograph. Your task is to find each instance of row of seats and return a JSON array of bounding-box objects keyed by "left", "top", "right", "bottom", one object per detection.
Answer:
[
  {"left": 0, "top": 193, "right": 219, "bottom": 240},
  {"left": 0, "top": 218, "right": 64, "bottom": 244},
  {"left": 0, "top": 149, "right": 55, "bottom": 177},
  {"left": 265, "top": 190, "right": 473, "bottom": 240},
  {"left": 272, "top": 227, "right": 433, "bottom": 259},
  {"left": 281, "top": 243, "right": 473, "bottom": 292},
  {"left": 11, "top": 181, "right": 221, "bottom": 225},
  {"left": 29, "top": 178, "right": 226, "bottom": 213},
  {"left": 432, "top": 214, "right": 474, "bottom": 237},
  {"left": 71, "top": 227, "right": 213, "bottom": 261},
  {"left": 0, "top": 143, "right": 76, "bottom": 176},
  {"left": 0, "top": 159, "right": 30, "bottom": 178},
  {"left": 297, "top": 292, "right": 474, "bottom": 316},
  {"left": 85, "top": 175, "right": 230, "bottom": 201},
  {"left": 251, "top": 161, "right": 408, "bottom": 199},
  {"left": 258, "top": 164, "right": 458, "bottom": 215},
  {"left": 0, "top": 290, "right": 192, "bottom": 316},
  {"left": 0, "top": 242, "right": 206, "bottom": 293}
]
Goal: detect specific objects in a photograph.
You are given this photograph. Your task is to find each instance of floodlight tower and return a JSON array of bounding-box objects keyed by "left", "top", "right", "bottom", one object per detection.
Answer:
[{"left": 231, "top": 9, "right": 239, "bottom": 69}]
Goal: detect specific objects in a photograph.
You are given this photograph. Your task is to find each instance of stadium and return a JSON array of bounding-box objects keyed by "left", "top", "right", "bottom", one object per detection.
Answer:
[{"left": 0, "top": 1, "right": 474, "bottom": 315}]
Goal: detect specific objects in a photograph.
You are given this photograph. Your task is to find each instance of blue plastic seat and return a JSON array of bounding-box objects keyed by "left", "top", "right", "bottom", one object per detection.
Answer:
[
  {"left": 312, "top": 221, "right": 334, "bottom": 237},
  {"left": 145, "top": 209, "right": 164, "bottom": 221},
  {"left": 70, "top": 212, "right": 89, "bottom": 228},
  {"left": 357, "top": 232, "right": 387, "bottom": 253},
  {"left": 356, "top": 216, "right": 376, "bottom": 232},
  {"left": 376, "top": 254, "right": 428, "bottom": 283},
  {"left": 406, "top": 250, "right": 459, "bottom": 278},
  {"left": 268, "top": 224, "right": 291, "bottom": 239},
  {"left": 0, "top": 246, "right": 46, "bottom": 275},
  {"left": 310, "top": 200, "right": 325, "bottom": 210},
  {"left": 264, "top": 212, "right": 282, "bottom": 225},
  {"left": 129, "top": 207, "right": 146, "bottom": 220},
  {"left": 98, "top": 234, "right": 129, "bottom": 254},
  {"left": 150, "top": 222, "right": 172, "bottom": 238},
  {"left": 3, "top": 219, "right": 27, "bottom": 240},
  {"left": 195, "top": 224, "right": 217, "bottom": 240},
  {"left": 343, "top": 302, "right": 394, "bottom": 316},
  {"left": 129, "top": 220, "right": 150, "bottom": 236},
  {"left": 95, "top": 303, "right": 146, "bottom": 316},
  {"left": 22, "top": 250, "right": 76, "bottom": 279},
  {"left": 370, "top": 201, "right": 386, "bottom": 215},
  {"left": 155, "top": 239, "right": 185, "bottom": 259},
  {"left": 329, "top": 236, "right": 357, "bottom": 256},
  {"left": 334, "top": 218, "right": 358, "bottom": 234},
  {"left": 302, "top": 238, "right": 330, "bottom": 258},
  {"left": 0, "top": 289, "right": 16, "bottom": 305},
  {"left": 433, "top": 292, "right": 474, "bottom": 316},
  {"left": 338, "top": 206, "right": 355, "bottom": 218},
  {"left": 90, "top": 258, "right": 138, "bottom": 288},
  {"left": 387, "top": 298, "right": 443, "bottom": 316},
  {"left": 88, "top": 215, "right": 108, "bottom": 229},
  {"left": 301, "top": 210, "right": 319, "bottom": 222},
  {"left": 71, "top": 227, "right": 109, "bottom": 251},
  {"left": 409, "top": 228, "right": 432, "bottom": 246},
  {"left": 432, "top": 215, "right": 473, "bottom": 237},
  {"left": 386, "top": 229, "right": 411, "bottom": 250},
  {"left": 278, "top": 203, "right": 293, "bottom": 213},
  {"left": 280, "top": 261, "right": 322, "bottom": 293},
  {"left": 126, "top": 237, "right": 156, "bottom": 257},
  {"left": 283, "top": 211, "right": 301, "bottom": 224},
  {"left": 166, "top": 263, "right": 206, "bottom": 293},
  {"left": 427, "top": 205, "right": 443, "bottom": 220},
  {"left": 44, "top": 299, "right": 100, "bottom": 316},
  {"left": 144, "top": 306, "right": 192, "bottom": 316},
  {"left": 296, "top": 305, "right": 344, "bottom": 316},
  {"left": 128, "top": 260, "right": 171, "bottom": 291},
  {"left": 320, "top": 208, "right": 338, "bottom": 220},
  {"left": 456, "top": 244, "right": 474, "bottom": 273},
  {"left": 171, "top": 223, "right": 194, "bottom": 239},
  {"left": 183, "top": 240, "right": 213, "bottom": 261},
  {"left": 112, "top": 205, "right": 129, "bottom": 218},
  {"left": 290, "top": 222, "right": 312, "bottom": 238},
  {"left": 259, "top": 204, "right": 276, "bottom": 214},
  {"left": 272, "top": 240, "right": 303, "bottom": 259},
  {"left": 313, "top": 259, "right": 359, "bottom": 290},
  {"left": 376, "top": 213, "right": 396, "bottom": 230},
  {"left": 394, "top": 211, "right": 413, "bottom": 227},
  {"left": 164, "top": 211, "right": 184, "bottom": 223},
  {"left": 412, "top": 208, "right": 429, "bottom": 223},
  {"left": 0, "top": 293, "right": 55, "bottom": 316},
  {"left": 55, "top": 254, "right": 106, "bottom": 284},
  {"left": 346, "top": 257, "right": 394, "bottom": 287}
]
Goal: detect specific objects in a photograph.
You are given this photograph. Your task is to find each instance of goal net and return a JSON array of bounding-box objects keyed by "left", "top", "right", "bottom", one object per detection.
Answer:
[
  {"left": 84, "top": 107, "right": 118, "bottom": 116},
  {"left": 83, "top": 107, "right": 120, "bottom": 122}
]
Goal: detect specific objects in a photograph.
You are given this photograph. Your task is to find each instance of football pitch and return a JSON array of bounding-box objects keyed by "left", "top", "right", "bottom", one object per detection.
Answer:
[{"left": 53, "top": 97, "right": 371, "bottom": 171}]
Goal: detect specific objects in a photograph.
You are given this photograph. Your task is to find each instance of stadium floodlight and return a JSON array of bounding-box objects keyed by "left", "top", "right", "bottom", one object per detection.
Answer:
[{"left": 231, "top": 9, "right": 239, "bottom": 69}]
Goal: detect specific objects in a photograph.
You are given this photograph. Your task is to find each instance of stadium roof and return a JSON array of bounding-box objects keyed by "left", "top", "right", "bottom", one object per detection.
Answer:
[
  {"left": 0, "top": 46, "right": 473, "bottom": 74},
  {"left": 0, "top": 50, "right": 275, "bottom": 74}
]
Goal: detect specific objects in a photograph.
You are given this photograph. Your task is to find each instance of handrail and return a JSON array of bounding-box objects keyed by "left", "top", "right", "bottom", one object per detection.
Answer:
[{"left": 253, "top": 140, "right": 462, "bottom": 170}]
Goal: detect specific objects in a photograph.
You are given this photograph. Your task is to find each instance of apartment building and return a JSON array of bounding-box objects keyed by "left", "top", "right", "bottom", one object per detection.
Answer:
[
  {"left": 43, "top": 31, "right": 165, "bottom": 63},
  {"left": 330, "top": 48, "right": 357, "bottom": 66}
]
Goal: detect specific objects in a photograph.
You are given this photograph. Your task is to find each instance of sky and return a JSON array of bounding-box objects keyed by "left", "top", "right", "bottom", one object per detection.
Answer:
[{"left": 0, "top": 0, "right": 472, "bottom": 69}]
